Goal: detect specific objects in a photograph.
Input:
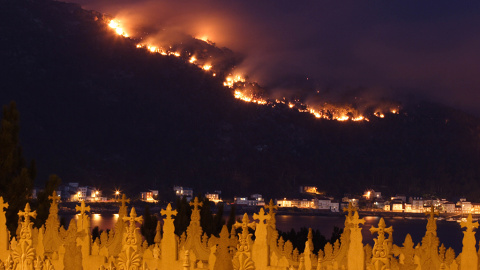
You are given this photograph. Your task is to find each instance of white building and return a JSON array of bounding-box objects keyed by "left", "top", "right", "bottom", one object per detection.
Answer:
[
  {"left": 442, "top": 201, "right": 456, "bottom": 213},
  {"left": 174, "top": 186, "right": 193, "bottom": 200},
  {"left": 72, "top": 186, "right": 105, "bottom": 202},
  {"left": 234, "top": 194, "right": 264, "bottom": 206},
  {"left": 410, "top": 197, "right": 424, "bottom": 213},
  {"left": 391, "top": 201, "right": 404, "bottom": 212},
  {"left": 330, "top": 201, "right": 340, "bottom": 212},
  {"left": 317, "top": 197, "right": 332, "bottom": 210}
]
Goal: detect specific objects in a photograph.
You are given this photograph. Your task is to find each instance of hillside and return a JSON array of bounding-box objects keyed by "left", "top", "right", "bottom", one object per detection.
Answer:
[{"left": 1, "top": 0, "right": 480, "bottom": 200}]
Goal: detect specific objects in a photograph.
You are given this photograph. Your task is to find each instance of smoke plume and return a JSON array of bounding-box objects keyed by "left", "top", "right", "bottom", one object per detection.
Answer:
[{"left": 71, "top": 0, "right": 480, "bottom": 114}]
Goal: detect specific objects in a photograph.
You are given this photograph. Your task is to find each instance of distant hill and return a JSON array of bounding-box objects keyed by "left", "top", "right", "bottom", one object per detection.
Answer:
[{"left": 2, "top": 0, "right": 480, "bottom": 200}]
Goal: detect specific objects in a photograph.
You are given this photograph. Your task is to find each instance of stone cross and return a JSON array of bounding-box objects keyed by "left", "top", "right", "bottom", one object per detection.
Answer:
[
  {"left": 370, "top": 218, "right": 393, "bottom": 241},
  {"left": 460, "top": 213, "right": 479, "bottom": 233},
  {"left": 234, "top": 213, "right": 256, "bottom": 232},
  {"left": 234, "top": 213, "right": 256, "bottom": 252},
  {"left": 253, "top": 208, "right": 270, "bottom": 224},
  {"left": 19, "top": 203, "right": 37, "bottom": 223},
  {"left": 119, "top": 194, "right": 130, "bottom": 208},
  {"left": 189, "top": 197, "right": 203, "bottom": 212},
  {"left": 348, "top": 211, "right": 365, "bottom": 228},
  {"left": 189, "top": 197, "right": 203, "bottom": 223},
  {"left": 265, "top": 199, "right": 278, "bottom": 214},
  {"left": 0, "top": 197, "right": 8, "bottom": 212},
  {"left": 425, "top": 204, "right": 439, "bottom": 220},
  {"left": 343, "top": 202, "right": 357, "bottom": 218},
  {"left": 161, "top": 203, "right": 178, "bottom": 220},
  {"left": 48, "top": 191, "right": 61, "bottom": 204},
  {"left": 123, "top": 207, "right": 143, "bottom": 226},
  {"left": 18, "top": 203, "right": 37, "bottom": 243},
  {"left": 75, "top": 200, "right": 91, "bottom": 215}
]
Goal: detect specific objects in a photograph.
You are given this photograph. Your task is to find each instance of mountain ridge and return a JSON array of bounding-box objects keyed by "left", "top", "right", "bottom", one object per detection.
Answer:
[{"left": 2, "top": 0, "right": 480, "bottom": 200}]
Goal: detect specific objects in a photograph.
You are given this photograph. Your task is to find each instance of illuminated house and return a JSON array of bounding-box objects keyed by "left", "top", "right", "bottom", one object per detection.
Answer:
[
  {"left": 410, "top": 197, "right": 425, "bottom": 213},
  {"left": 316, "top": 197, "right": 333, "bottom": 210},
  {"left": 276, "top": 198, "right": 315, "bottom": 209},
  {"left": 342, "top": 195, "right": 359, "bottom": 208},
  {"left": 391, "top": 200, "right": 404, "bottom": 212},
  {"left": 58, "top": 182, "right": 79, "bottom": 201},
  {"left": 173, "top": 186, "right": 193, "bottom": 201},
  {"left": 458, "top": 198, "right": 472, "bottom": 213},
  {"left": 234, "top": 194, "right": 265, "bottom": 206},
  {"left": 363, "top": 189, "right": 382, "bottom": 200},
  {"left": 141, "top": 190, "right": 159, "bottom": 202},
  {"left": 205, "top": 192, "right": 222, "bottom": 204},
  {"left": 442, "top": 201, "right": 456, "bottom": 213},
  {"left": 299, "top": 186, "right": 324, "bottom": 195},
  {"left": 88, "top": 189, "right": 105, "bottom": 202},
  {"left": 390, "top": 194, "right": 407, "bottom": 203},
  {"left": 71, "top": 186, "right": 105, "bottom": 202},
  {"left": 472, "top": 203, "right": 480, "bottom": 214}
]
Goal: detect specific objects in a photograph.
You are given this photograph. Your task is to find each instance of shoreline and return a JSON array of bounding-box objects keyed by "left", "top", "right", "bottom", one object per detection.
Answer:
[{"left": 57, "top": 202, "right": 473, "bottom": 220}]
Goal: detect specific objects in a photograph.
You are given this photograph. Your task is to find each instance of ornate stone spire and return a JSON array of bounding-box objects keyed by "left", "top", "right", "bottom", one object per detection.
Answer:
[
  {"left": 370, "top": 218, "right": 393, "bottom": 269},
  {"left": 234, "top": 213, "right": 256, "bottom": 252},
  {"left": 264, "top": 199, "right": 278, "bottom": 228}
]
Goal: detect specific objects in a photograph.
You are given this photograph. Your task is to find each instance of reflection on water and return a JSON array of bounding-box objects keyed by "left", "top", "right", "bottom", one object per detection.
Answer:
[
  {"left": 275, "top": 215, "right": 472, "bottom": 251},
  {"left": 69, "top": 213, "right": 119, "bottom": 231},
  {"left": 64, "top": 213, "right": 472, "bottom": 252}
]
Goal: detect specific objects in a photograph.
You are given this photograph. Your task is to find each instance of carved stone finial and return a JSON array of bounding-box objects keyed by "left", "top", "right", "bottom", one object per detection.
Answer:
[
  {"left": 121, "top": 207, "right": 143, "bottom": 251},
  {"left": 265, "top": 199, "right": 278, "bottom": 214},
  {"left": 264, "top": 199, "right": 277, "bottom": 228},
  {"left": 425, "top": 204, "right": 439, "bottom": 220},
  {"left": 75, "top": 200, "right": 91, "bottom": 215},
  {"left": 0, "top": 197, "right": 9, "bottom": 212},
  {"left": 460, "top": 213, "right": 479, "bottom": 233},
  {"left": 18, "top": 203, "right": 37, "bottom": 243},
  {"left": 123, "top": 208, "right": 143, "bottom": 226},
  {"left": 425, "top": 204, "right": 439, "bottom": 234},
  {"left": 370, "top": 218, "right": 393, "bottom": 268},
  {"left": 460, "top": 213, "right": 479, "bottom": 269},
  {"left": 370, "top": 218, "right": 393, "bottom": 241},
  {"left": 183, "top": 250, "right": 191, "bottom": 270},
  {"left": 189, "top": 197, "right": 203, "bottom": 224},
  {"left": 119, "top": 194, "right": 130, "bottom": 208},
  {"left": 189, "top": 197, "right": 203, "bottom": 212},
  {"left": 18, "top": 203, "right": 37, "bottom": 224},
  {"left": 348, "top": 211, "right": 365, "bottom": 227},
  {"left": 253, "top": 208, "right": 270, "bottom": 224},
  {"left": 48, "top": 191, "right": 61, "bottom": 205},
  {"left": 343, "top": 202, "right": 357, "bottom": 218},
  {"left": 161, "top": 203, "right": 178, "bottom": 220},
  {"left": 234, "top": 213, "right": 256, "bottom": 252}
]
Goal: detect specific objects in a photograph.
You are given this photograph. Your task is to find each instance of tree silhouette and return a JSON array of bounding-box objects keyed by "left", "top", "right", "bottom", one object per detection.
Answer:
[
  {"left": 0, "top": 101, "right": 35, "bottom": 236},
  {"left": 34, "top": 174, "right": 62, "bottom": 228}
]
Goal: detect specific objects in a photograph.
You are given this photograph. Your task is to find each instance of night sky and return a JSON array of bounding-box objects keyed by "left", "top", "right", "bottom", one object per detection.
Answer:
[{"left": 69, "top": 0, "right": 480, "bottom": 114}]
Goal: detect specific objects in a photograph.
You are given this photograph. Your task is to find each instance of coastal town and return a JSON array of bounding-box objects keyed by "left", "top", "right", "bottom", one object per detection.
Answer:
[{"left": 35, "top": 182, "right": 479, "bottom": 216}]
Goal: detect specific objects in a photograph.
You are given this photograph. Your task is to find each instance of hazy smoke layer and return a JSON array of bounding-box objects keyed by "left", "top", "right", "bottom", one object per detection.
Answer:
[{"left": 71, "top": 0, "right": 480, "bottom": 114}]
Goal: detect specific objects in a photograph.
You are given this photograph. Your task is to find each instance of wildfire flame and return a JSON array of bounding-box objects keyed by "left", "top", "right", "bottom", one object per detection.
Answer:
[
  {"left": 106, "top": 18, "right": 400, "bottom": 122},
  {"left": 108, "top": 20, "right": 129, "bottom": 37}
]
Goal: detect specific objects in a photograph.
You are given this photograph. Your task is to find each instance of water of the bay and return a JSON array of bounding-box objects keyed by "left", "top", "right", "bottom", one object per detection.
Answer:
[{"left": 67, "top": 213, "right": 471, "bottom": 252}]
